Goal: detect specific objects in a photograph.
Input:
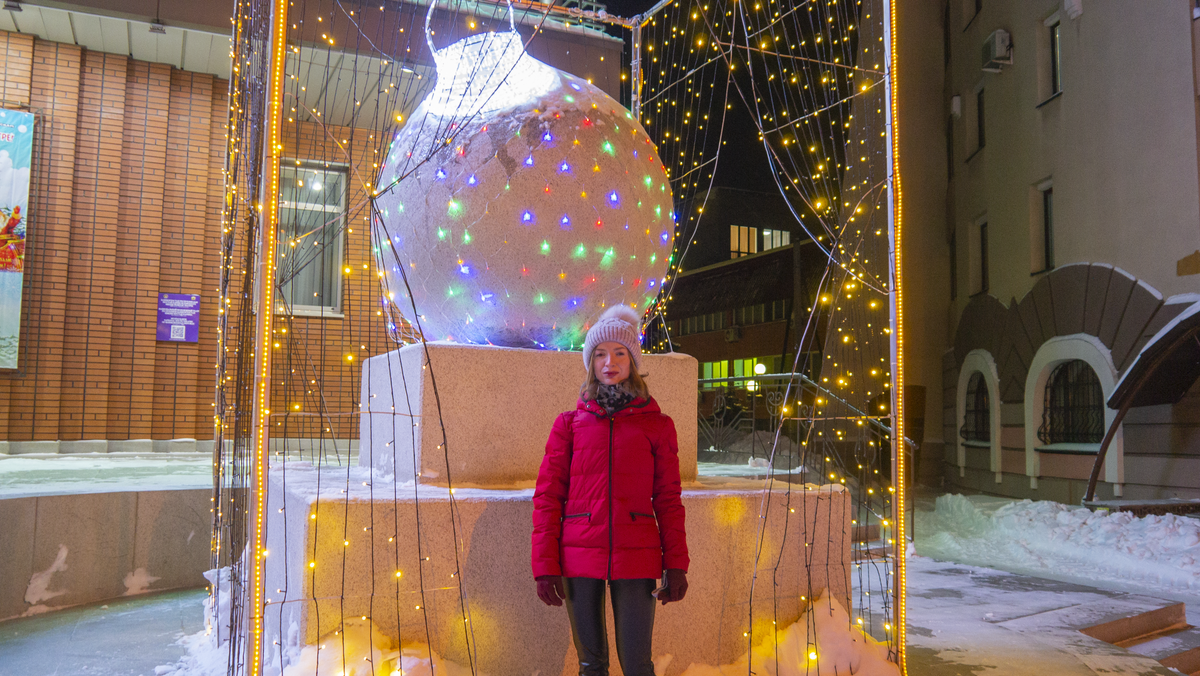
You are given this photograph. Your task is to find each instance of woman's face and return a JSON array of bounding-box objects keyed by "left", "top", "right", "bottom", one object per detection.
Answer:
[{"left": 592, "top": 342, "right": 631, "bottom": 386}]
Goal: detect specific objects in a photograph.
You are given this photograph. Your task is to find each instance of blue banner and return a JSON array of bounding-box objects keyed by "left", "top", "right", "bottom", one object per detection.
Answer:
[{"left": 0, "top": 108, "right": 34, "bottom": 369}]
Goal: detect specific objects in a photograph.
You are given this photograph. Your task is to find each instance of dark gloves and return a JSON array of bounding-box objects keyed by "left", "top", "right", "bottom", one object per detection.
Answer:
[
  {"left": 659, "top": 568, "right": 688, "bottom": 605},
  {"left": 536, "top": 575, "right": 566, "bottom": 606}
]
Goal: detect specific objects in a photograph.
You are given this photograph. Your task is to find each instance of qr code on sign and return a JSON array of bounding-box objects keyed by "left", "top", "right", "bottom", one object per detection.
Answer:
[{"left": 170, "top": 325, "right": 186, "bottom": 340}]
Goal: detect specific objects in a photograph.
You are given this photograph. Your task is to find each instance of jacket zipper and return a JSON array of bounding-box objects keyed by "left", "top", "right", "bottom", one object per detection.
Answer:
[
  {"left": 607, "top": 415, "right": 615, "bottom": 581},
  {"left": 564, "top": 512, "right": 590, "bottom": 519},
  {"left": 631, "top": 512, "right": 655, "bottom": 520}
]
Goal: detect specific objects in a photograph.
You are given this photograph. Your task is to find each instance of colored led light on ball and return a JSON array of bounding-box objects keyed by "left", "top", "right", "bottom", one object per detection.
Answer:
[{"left": 372, "top": 31, "right": 673, "bottom": 349}]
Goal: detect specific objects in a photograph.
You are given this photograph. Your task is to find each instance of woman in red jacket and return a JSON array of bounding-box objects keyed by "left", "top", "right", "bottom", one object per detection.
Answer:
[{"left": 532, "top": 305, "right": 689, "bottom": 676}]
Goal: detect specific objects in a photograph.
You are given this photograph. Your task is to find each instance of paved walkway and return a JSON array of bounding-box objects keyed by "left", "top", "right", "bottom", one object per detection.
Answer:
[
  {"left": 907, "top": 554, "right": 1187, "bottom": 675},
  {"left": 0, "top": 588, "right": 205, "bottom": 676},
  {"left": 0, "top": 556, "right": 1192, "bottom": 675}
]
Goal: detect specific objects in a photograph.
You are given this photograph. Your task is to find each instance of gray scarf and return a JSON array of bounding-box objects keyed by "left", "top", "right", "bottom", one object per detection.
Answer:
[{"left": 595, "top": 383, "right": 636, "bottom": 414}]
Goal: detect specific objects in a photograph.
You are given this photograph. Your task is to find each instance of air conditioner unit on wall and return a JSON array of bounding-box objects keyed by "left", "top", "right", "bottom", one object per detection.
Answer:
[
  {"left": 725, "top": 326, "right": 742, "bottom": 342},
  {"left": 982, "top": 29, "right": 1013, "bottom": 73}
]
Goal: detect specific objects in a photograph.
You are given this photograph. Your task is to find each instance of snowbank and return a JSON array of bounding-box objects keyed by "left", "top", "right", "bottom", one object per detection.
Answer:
[
  {"left": 917, "top": 494, "right": 1200, "bottom": 592},
  {"left": 158, "top": 611, "right": 473, "bottom": 676},
  {"left": 680, "top": 591, "right": 898, "bottom": 676}
]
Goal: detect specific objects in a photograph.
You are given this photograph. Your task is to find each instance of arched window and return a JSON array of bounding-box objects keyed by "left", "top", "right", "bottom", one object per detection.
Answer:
[
  {"left": 1038, "top": 360, "right": 1104, "bottom": 444},
  {"left": 960, "top": 371, "right": 990, "bottom": 443}
]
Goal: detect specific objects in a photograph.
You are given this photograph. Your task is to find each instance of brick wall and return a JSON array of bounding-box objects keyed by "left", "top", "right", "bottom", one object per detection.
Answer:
[
  {"left": 0, "top": 31, "right": 403, "bottom": 445},
  {"left": 0, "top": 34, "right": 228, "bottom": 443}
]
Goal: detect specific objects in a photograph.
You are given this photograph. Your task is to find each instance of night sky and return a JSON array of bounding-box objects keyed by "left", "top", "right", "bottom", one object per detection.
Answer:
[{"left": 600, "top": 0, "right": 779, "bottom": 194}]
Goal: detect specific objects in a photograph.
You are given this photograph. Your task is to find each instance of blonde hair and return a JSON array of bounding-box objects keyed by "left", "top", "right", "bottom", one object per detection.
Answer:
[{"left": 580, "top": 363, "right": 651, "bottom": 402}]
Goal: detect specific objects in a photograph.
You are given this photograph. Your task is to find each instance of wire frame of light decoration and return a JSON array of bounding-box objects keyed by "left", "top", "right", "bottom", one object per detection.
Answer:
[
  {"left": 635, "top": 0, "right": 907, "bottom": 670},
  {"left": 213, "top": 1, "right": 669, "bottom": 675},
  {"left": 214, "top": 0, "right": 906, "bottom": 673}
]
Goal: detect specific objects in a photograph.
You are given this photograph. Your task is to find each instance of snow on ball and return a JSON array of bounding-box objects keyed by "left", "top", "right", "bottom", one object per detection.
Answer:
[{"left": 373, "top": 30, "right": 674, "bottom": 349}]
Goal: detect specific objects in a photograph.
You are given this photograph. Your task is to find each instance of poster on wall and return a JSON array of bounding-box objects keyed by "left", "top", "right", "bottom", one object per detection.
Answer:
[
  {"left": 0, "top": 108, "right": 34, "bottom": 370},
  {"left": 156, "top": 293, "right": 200, "bottom": 343}
]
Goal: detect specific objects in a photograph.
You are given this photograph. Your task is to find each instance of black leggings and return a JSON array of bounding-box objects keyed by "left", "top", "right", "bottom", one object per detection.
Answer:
[{"left": 564, "top": 577, "right": 657, "bottom": 676}]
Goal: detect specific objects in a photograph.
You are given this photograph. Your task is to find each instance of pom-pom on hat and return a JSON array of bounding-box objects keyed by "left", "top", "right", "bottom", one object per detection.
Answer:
[{"left": 583, "top": 305, "right": 644, "bottom": 373}]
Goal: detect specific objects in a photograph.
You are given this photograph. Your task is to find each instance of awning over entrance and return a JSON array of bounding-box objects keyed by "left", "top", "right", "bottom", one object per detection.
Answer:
[{"left": 1109, "top": 295, "right": 1200, "bottom": 409}]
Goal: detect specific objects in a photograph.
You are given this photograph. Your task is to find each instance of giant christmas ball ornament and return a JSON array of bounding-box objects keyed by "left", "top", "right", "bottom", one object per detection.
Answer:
[{"left": 373, "top": 31, "right": 674, "bottom": 349}]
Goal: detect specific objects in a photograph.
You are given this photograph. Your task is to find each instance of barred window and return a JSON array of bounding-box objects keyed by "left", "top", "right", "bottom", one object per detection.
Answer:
[
  {"left": 960, "top": 372, "right": 990, "bottom": 443},
  {"left": 1038, "top": 360, "right": 1104, "bottom": 444}
]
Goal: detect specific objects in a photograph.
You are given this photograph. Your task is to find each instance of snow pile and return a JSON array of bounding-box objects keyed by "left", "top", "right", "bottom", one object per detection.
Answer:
[
  {"left": 680, "top": 591, "right": 898, "bottom": 676},
  {"left": 158, "top": 593, "right": 474, "bottom": 676},
  {"left": 917, "top": 494, "right": 1200, "bottom": 591},
  {"left": 276, "top": 618, "right": 475, "bottom": 676}
]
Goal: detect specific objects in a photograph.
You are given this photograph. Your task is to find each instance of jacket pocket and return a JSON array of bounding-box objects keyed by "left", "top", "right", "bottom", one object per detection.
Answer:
[
  {"left": 564, "top": 512, "right": 591, "bottom": 520},
  {"left": 630, "top": 511, "right": 656, "bottom": 521}
]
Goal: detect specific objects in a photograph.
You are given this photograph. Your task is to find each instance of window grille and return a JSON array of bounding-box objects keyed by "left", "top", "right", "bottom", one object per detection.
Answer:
[
  {"left": 959, "top": 371, "right": 990, "bottom": 442},
  {"left": 1038, "top": 360, "right": 1104, "bottom": 444}
]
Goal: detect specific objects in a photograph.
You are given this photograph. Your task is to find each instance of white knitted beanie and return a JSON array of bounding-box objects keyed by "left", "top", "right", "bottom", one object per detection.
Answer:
[{"left": 583, "top": 305, "right": 644, "bottom": 373}]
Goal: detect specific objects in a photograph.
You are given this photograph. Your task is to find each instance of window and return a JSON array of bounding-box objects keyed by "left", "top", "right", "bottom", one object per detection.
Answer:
[
  {"left": 732, "top": 357, "right": 762, "bottom": 387},
  {"left": 950, "top": 230, "right": 958, "bottom": 300},
  {"left": 975, "top": 88, "right": 985, "bottom": 149},
  {"left": 1031, "top": 183, "right": 1054, "bottom": 273},
  {"left": 945, "top": 116, "right": 955, "bottom": 179},
  {"left": 979, "top": 221, "right": 988, "bottom": 293},
  {"left": 735, "top": 300, "right": 791, "bottom": 326},
  {"left": 942, "top": 0, "right": 951, "bottom": 65},
  {"left": 960, "top": 372, "right": 990, "bottom": 443},
  {"left": 277, "top": 164, "right": 347, "bottom": 315},
  {"left": 731, "top": 225, "right": 758, "bottom": 258},
  {"left": 701, "top": 360, "right": 729, "bottom": 389},
  {"left": 680, "top": 311, "right": 725, "bottom": 336},
  {"left": 1038, "top": 360, "right": 1104, "bottom": 444},
  {"left": 762, "top": 228, "right": 790, "bottom": 251},
  {"left": 1048, "top": 22, "right": 1061, "bottom": 95}
]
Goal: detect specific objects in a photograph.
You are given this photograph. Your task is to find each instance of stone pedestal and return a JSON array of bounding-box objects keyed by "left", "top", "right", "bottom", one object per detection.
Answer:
[
  {"left": 260, "top": 343, "right": 852, "bottom": 674},
  {"left": 263, "top": 466, "right": 851, "bottom": 676},
  {"left": 359, "top": 342, "right": 700, "bottom": 485}
]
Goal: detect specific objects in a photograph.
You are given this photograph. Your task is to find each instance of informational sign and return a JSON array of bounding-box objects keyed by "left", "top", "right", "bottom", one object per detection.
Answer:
[
  {"left": 156, "top": 293, "right": 201, "bottom": 343},
  {"left": 0, "top": 108, "right": 34, "bottom": 369}
]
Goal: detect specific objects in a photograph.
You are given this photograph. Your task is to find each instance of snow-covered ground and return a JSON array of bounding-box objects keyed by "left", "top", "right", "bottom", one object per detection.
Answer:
[
  {"left": 0, "top": 454, "right": 213, "bottom": 498},
  {"left": 915, "top": 493, "right": 1200, "bottom": 602}
]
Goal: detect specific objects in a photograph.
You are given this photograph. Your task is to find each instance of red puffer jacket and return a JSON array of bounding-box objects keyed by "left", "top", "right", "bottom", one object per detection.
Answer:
[{"left": 531, "top": 396, "right": 689, "bottom": 580}]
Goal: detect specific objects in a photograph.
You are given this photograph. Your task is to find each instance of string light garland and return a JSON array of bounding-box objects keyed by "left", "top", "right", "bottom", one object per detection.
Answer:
[
  {"left": 635, "top": 0, "right": 904, "bottom": 669},
  {"left": 213, "top": 0, "right": 904, "bottom": 673}
]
